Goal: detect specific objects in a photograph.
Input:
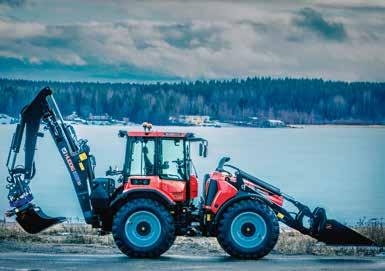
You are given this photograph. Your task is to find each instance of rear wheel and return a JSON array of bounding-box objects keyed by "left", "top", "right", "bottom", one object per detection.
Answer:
[
  {"left": 217, "top": 200, "right": 279, "bottom": 259},
  {"left": 112, "top": 198, "right": 175, "bottom": 258}
]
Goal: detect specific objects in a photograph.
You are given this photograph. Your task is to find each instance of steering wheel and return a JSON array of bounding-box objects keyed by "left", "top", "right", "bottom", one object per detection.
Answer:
[
  {"left": 171, "top": 159, "right": 185, "bottom": 178},
  {"left": 172, "top": 159, "right": 184, "bottom": 167}
]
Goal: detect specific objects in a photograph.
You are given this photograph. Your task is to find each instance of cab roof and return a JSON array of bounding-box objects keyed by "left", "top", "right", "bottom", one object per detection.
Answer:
[
  {"left": 128, "top": 131, "right": 190, "bottom": 138},
  {"left": 118, "top": 130, "right": 206, "bottom": 142}
]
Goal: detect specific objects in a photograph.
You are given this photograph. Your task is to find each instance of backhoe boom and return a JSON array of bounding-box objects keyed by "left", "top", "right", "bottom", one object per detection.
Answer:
[{"left": 5, "top": 87, "right": 95, "bottom": 232}]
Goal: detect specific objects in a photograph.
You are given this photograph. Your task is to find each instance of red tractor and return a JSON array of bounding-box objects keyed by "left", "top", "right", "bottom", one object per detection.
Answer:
[{"left": 5, "top": 88, "right": 374, "bottom": 259}]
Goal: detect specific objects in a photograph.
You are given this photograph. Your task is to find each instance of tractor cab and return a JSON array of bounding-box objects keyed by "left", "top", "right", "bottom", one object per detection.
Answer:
[{"left": 117, "top": 123, "right": 208, "bottom": 205}]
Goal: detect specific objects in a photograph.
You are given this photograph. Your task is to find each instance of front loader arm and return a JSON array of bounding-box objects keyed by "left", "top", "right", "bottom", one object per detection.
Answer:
[
  {"left": 5, "top": 87, "right": 95, "bottom": 233},
  {"left": 219, "top": 158, "right": 376, "bottom": 246}
]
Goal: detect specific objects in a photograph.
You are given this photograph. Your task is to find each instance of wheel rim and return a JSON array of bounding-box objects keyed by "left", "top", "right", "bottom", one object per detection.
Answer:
[
  {"left": 230, "top": 212, "right": 267, "bottom": 249},
  {"left": 124, "top": 211, "right": 161, "bottom": 248}
]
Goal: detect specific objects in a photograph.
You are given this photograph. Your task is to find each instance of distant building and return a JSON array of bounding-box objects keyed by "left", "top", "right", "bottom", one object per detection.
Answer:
[
  {"left": 64, "top": 111, "right": 78, "bottom": 121},
  {"left": 267, "top": 119, "right": 285, "bottom": 127},
  {"left": 64, "top": 112, "right": 86, "bottom": 124},
  {"left": 87, "top": 113, "right": 112, "bottom": 125},
  {"left": 64, "top": 112, "right": 131, "bottom": 126},
  {"left": 257, "top": 118, "right": 286, "bottom": 128},
  {"left": 169, "top": 115, "right": 211, "bottom": 126},
  {"left": 227, "top": 116, "right": 286, "bottom": 128},
  {"left": 88, "top": 113, "right": 111, "bottom": 121},
  {"left": 0, "top": 114, "right": 16, "bottom": 124}
]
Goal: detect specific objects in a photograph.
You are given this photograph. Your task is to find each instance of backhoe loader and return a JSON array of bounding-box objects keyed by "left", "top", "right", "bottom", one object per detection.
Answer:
[{"left": 5, "top": 87, "right": 375, "bottom": 259}]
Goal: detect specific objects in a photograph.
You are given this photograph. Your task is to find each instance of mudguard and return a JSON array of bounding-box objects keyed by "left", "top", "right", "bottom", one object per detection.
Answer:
[{"left": 110, "top": 188, "right": 176, "bottom": 212}]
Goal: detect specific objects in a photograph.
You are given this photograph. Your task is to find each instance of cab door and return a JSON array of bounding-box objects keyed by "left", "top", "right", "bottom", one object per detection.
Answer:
[{"left": 158, "top": 138, "right": 187, "bottom": 202}]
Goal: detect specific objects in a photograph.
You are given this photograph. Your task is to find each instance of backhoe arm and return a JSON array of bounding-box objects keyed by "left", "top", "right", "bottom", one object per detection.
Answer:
[{"left": 5, "top": 87, "right": 95, "bottom": 233}]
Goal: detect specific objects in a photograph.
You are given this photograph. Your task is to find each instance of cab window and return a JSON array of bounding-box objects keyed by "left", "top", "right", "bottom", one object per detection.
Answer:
[
  {"left": 160, "top": 139, "right": 185, "bottom": 180},
  {"left": 129, "top": 139, "right": 155, "bottom": 176}
]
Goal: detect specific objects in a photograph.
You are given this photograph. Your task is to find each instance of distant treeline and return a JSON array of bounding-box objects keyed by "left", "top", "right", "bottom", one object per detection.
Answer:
[{"left": 1, "top": 78, "right": 385, "bottom": 124}]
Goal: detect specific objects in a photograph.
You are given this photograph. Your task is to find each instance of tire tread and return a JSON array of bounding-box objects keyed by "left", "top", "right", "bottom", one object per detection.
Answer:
[
  {"left": 217, "top": 199, "right": 279, "bottom": 259},
  {"left": 112, "top": 198, "right": 175, "bottom": 258}
]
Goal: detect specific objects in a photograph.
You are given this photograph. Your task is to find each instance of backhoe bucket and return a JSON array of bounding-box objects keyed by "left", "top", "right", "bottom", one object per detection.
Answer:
[
  {"left": 315, "top": 219, "right": 375, "bottom": 246},
  {"left": 15, "top": 205, "right": 66, "bottom": 234}
]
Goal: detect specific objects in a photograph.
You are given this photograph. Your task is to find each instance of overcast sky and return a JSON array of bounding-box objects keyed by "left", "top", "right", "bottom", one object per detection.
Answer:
[{"left": 0, "top": 0, "right": 385, "bottom": 82}]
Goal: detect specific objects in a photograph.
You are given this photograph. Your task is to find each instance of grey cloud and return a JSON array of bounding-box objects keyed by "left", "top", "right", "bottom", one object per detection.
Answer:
[
  {"left": 342, "top": 5, "right": 385, "bottom": 13},
  {"left": 236, "top": 20, "right": 268, "bottom": 33},
  {"left": 316, "top": 3, "right": 385, "bottom": 14},
  {"left": 293, "top": 7, "right": 348, "bottom": 42},
  {"left": 26, "top": 25, "right": 82, "bottom": 48},
  {"left": 0, "top": 0, "right": 26, "bottom": 7},
  {"left": 1, "top": 1, "right": 385, "bottom": 81},
  {"left": 157, "top": 23, "right": 226, "bottom": 50}
]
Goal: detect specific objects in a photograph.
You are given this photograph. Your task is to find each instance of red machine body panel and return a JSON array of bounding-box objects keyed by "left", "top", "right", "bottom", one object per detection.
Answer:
[
  {"left": 124, "top": 176, "right": 187, "bottom": 202},
  {"left": 205, "top": 171, "right": 238, "bottom": 214},
  {"left": 189, "top": 175, "right": 198, "bottom": 199},
  {"left": 205, "top": 171, "right": 284, "bottom": 214},
  {"left": 210, "top": 180, "right": 238, "bottom": 213},
  {"left": 243, "top": 180, "right": 284, "bottom": 206}
]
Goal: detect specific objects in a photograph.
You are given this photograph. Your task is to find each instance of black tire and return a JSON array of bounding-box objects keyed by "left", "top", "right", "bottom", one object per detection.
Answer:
[
  {"left": 217, "top": 200, "right": 279, "bottom": 259},
  {"left": 112, "top": 198, "right": 175, "bottom": 258}
]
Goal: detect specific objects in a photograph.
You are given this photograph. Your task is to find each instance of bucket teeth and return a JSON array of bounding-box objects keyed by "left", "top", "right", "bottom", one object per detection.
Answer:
[{"left": 15, "top": 205, "right": 66, "bottom": 234}]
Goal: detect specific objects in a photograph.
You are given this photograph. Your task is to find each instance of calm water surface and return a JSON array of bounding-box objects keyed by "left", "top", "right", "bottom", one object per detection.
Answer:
[{"left": 0, "top": 125, "right": 384, "bottom": 224}]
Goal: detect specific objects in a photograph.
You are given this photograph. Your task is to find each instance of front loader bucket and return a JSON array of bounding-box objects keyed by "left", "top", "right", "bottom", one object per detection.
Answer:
[
  {"left": 15, "top": 205, "right": 66, "bottom": 234},
  {"left": 276, "top": 202, "right": 376, "bottom": 246},
  {"left": 315, "top": 219, "right": 376, "bottom": 246}
]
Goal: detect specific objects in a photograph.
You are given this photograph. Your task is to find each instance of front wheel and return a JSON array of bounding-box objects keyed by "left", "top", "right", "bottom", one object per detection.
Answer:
[
  {"left": 217, "top": 200, "right": 279, "bottom": 259},
  {"left": 112, "top": 198, "right": 175, "bottom": 258}
]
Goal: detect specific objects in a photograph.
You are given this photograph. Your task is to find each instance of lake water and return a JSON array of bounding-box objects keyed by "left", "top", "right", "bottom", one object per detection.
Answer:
[{"left": 0, "top": 125, "right": 384, "bottom": 224}]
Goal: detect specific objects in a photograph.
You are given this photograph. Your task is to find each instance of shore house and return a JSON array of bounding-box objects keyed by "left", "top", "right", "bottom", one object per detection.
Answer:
[
  {"left": 87, "top": 113, "right": 112, "bottom": 125},
  {"left": 169, "top": 115, "right": 211, "bottom": 126}
]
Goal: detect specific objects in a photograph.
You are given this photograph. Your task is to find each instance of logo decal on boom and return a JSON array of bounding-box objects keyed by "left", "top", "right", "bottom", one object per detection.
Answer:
[{"left": 61, "top": 147, "right": 82, "bottom": 186}]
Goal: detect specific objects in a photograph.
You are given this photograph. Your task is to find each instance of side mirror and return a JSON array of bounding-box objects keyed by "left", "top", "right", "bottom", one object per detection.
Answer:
[{"left": 199, "top": 142, "right": 208, "bottom": 158}]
